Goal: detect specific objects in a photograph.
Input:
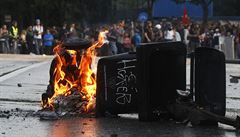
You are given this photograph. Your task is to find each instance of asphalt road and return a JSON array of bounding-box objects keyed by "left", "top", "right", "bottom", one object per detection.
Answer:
[{"left": 0, "top": 54, "right": 240, "bottom": 137}]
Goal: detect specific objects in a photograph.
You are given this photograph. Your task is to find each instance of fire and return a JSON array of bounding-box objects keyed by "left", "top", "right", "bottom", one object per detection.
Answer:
[{"left": 42, "top": 31, "right": 108, "bottom": 113}]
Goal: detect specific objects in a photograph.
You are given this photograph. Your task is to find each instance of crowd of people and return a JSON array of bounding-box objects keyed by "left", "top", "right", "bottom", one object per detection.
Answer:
[
  {"left": 0, "top": 20, "right": 78, "bottom": 55},
  {"left": 0, "top": 18, "right": 240, "bottom": 58}
]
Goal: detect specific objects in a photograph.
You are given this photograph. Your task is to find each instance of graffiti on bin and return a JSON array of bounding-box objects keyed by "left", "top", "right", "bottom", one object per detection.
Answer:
[{"left": 115, "top": 59, "right": 137, "bottom": 105}]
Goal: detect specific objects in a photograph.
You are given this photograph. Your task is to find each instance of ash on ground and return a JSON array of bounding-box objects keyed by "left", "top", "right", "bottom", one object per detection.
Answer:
[{"left": 37, "top": 89, "right": 96, "bottom": 120}]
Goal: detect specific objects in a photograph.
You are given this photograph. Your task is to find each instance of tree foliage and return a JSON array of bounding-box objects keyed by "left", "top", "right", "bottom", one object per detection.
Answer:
[{"left": 0, "top": 0, "right": 112, "bottom": 27}]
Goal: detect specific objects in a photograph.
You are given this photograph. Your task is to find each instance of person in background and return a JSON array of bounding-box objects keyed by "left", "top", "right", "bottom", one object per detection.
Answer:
[
  {"left": 9, "top": 21, "right": 19, "bottom": 54},
  {"left": 132, "top": 28, "right": 142, "bottom": 50},
  {"left": 116, "top": 21, "right": 125, "bottom": 53},
  {"left": 154, "top": 24, "right": 163, "bottom": 42},
  {"left": 19, "top": 30, "right": 28, "bottom": 54},
  {"left": 213, "top": 28, "right": 221, "bottom": 49},
  {"left": 108, "top": 24, "right": 118, "bottom": 55},
  {"left": 122, "top": 32, "right": 134, "bottom": 52},
  {"left": 173, "top": 27, "right": 182, "bottom": 42},
  {"left": 183, "top": 25, "right": 190, "bottom": 51},
  {"left": 69, "top": 23, "right": 78, "bottom": 38},
  {"left": 43, "top": 29, "right": 54, "bottom": 55},
  {"left": 144, "top": 21, "right": 154, "bottom": 42},
  {"left": 26, "top": 26, "right": 34, "bottom": 54},
  {"left": 235, "top": 31, "right": 240, "bottom": 59},
  {"left": 33, "top": 19, "right": 44, "bottom": 55},
  {"left": 164, "top": 23, "right": 175, "bottom": 41},
  {"left": 0, "top": 25, "right": 10, "bottom": 53},
  {"left": 50, "top": 26, "right": 59, "bottom": 46},
  {"left": 187, "top": 23, "right": 200, "bottom": 52},
  {"left": 59, "top": 23, "right": 69, "bottom": 41}
]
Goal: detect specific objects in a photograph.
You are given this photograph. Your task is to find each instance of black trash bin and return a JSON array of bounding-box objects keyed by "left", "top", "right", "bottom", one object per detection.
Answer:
[
  {"left": 96, "top": 52, "right": 138, "bottom": 117},
  {"left": 137, "top": 42, "right": 186, "bottom": 121},
  {"left": 192, "top": 47, "right": 226, "bottom": 116}
]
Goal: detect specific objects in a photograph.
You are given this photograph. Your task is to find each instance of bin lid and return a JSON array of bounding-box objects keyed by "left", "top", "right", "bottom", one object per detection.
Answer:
[{"left": 63, "top": 37, "right": 91, "bottom": 50}]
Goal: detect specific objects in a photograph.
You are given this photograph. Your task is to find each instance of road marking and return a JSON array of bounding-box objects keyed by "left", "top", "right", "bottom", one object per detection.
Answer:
[{"left": 0, "top": 61, "right": 49, "bottom": 82}]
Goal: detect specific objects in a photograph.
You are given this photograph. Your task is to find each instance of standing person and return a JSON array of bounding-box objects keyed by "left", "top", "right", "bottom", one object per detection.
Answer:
[
  {"left": 43, "top": 29, "right": 54, "bottom": 55},
  {"left": 9, "top": 21, "right": 19, "bottom": 54},
  {"left": 122, "top": 32, "right": 134, "bottom": 52},
  {"left": 213, "top": 28, "right": 221, "bottom": 49},
  {"left": 164, "top": 23, "right": 175, "bottom": 41},
  {"left": 33, "top": 19, "right": 44, "bottom": 55},
  {"left": 183, "top": 25, "right": 190, "bottom": 50},
  {"left": 236, "top": 31, "right": 240, "bottom": 59},
  {"left": 19, "top": 30, "right": 28, "bottom": 54},
  {"left": 50, "top": 26, "right": 59, "bottom": 46},
  {"left": 59, "top": 23, "right": 69, "bottom": 41},
  {"left": 26, "top": 26, "right": 34, "bottom": 54},
  {"left": 108, "top": 24, "right": 118, "bottom": 55},
  {"left": 187, "top": 24, "right": 200, "bottom": 52},
  {"left": 132, "top": 28, "right": 142, "bottom": 49},
  {"left": 173, "top": 27, "right": 182, "bottom": 42},
  {"left": 154, "top": 24, "right": 163, "bottom": 42},
  {"left": 0, "top": 25, "right": 10, "bottom": 53},
  {"left": 116, "top": 22, "right": 125, "bottom": 53},
  {"left": 144, "top": 21, "right": 154, "bottom": 43},
  {"left": 69, "top": 23, "right": 78, "bottom": 38}
]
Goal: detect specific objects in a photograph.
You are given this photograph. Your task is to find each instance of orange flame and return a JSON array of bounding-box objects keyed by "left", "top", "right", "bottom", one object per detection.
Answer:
[{"left": 42, "top": 31, "right": 108, "bottom": 112}]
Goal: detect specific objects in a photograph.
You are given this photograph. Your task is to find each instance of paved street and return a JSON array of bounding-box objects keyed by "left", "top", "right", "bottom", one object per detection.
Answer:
[{"left": 0, "top": 54, "right": 240, "bottom": 137}]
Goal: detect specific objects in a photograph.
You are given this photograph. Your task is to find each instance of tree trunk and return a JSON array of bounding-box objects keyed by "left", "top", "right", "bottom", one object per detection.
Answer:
[
  {"left": 201, "top": 2, "right": 209, "bottom": 28},
  {"left": 147, "top": 0, "right": 154, "bottom": 19}
]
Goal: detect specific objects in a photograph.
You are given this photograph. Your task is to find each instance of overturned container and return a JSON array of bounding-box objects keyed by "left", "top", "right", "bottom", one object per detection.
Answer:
[
  {"left": 137, "top": 42, "right": 187, "bottom": 121},
  {"left": 96, "top": 52, "right": 138, "bottom": 117},
  {"left": 192, "top": 47, "right": 226, "bottom": 116}
]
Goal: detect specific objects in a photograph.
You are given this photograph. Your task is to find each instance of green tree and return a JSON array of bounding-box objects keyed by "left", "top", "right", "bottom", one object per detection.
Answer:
[
  {"left": 214, "top": 0, "right": 240, "bottom": 16},
  {"left": 172, "top": 0, "right": 213, "bottom": 26}
]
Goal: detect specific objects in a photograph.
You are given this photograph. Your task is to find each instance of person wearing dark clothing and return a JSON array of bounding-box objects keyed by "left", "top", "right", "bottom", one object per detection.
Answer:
[
  {"left": 19, "top": 30, "right": 29, "bottom": 54},
  {"left": 108, "top": 25, "right": 118, "bottom": 55},
  {"left": 0, "top": 25, "right": 10, "bottom": 53},
  {"left": 188, "top": 24, "right": 200, "bottom": 52},
  {"left": 59, "top": 24, "right": 69, "bottom": 41},
  {"left": 26, "top": 26, "right": 34, "bottom": 54},
  {"left": 144, "top": 21, "right": 154, "bottom": 43}
]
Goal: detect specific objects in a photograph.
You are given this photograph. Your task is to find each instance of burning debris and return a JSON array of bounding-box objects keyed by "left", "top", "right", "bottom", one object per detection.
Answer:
[{"left": 40, "top": 31, "right": 108, "bottom": 118}]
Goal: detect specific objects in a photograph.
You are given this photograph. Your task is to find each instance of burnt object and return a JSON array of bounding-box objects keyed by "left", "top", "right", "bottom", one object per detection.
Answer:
[
  {"left": 42, "top": 38, "right": 85, "bottom": 107},
  {"left": 192, "top": 47, "right": 226, "bottom": 116},
  {"left": 63, "top": 37, "right": 91, "bottom": 50},
  {"left": 230, "top": 75, "right": 239, "bottom": 83},
  {"left": 17, "top": 83, "right": 22, "bottom": 87},
  {"left": 137, "top": 42, "right": 186, "bottom": 121},
  {"left": 96, "top": 52, "right": 138, "bottom": 117},
  {"left": 167, "top": 101, "right": 240, "bottom": 129}
]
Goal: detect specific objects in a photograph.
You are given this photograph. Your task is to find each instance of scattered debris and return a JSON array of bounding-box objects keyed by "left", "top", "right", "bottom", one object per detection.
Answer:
[
  {"left": 0, "top": 109, "right": 35, "bottom": 119},
  {"left": 230, "top": 77, "right": 239, "bottom": 83},
  {"left": 17, "top": 83, "right": 22, "bottom": 87},
  {"left": 230, "top": 75, "right": 240, "bottom": 83}
]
